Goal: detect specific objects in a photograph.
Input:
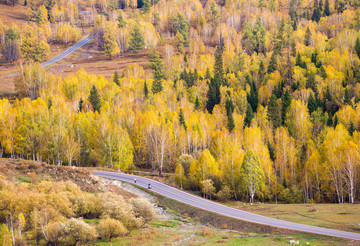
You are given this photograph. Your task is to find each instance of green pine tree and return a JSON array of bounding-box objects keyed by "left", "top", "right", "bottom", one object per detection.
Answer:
[
  {"left": 327, "top": 112, "right": 333, "bottom": 126},
  {"left": 355, "top": 37, "right": 360, "bottom": 59},
  {"left": 47, "top": 97, "right": 52, "bottom": 110},
  {"left": 281, "top": 89, "right": 291, "bottom": 124},
  {"left": 214, "top": 46, "right": 225, "bottom": 84},
  {"left": 206, "top": 77, "right": 221, "bottom": 113},
  {"left": 179, "top": 108, "right": 187, "bottom": 130},
  {"left": 308, "top": 93, "right": 317, "bottom": 114},
  {"left": 305, "top": 27, "right": 311, "bottom": 46},
  {"left": 144, "top": 80, "right": 149, "bottom": 98},
  {"left": 334, "top": 115, "right": 339, "bottom": 127},
  {"left": 143, "top": 0, "right": 150, "bottom": 12},
  {"left": 267, "top": 51, "right": 278, "bottom": 73},
  {"left": 89, "top": 85, "right": 101, "bottom": 112},
  {"left": 128, "top": 24, "right": 145, "bottom": 53},
  {"left": 227, "top": 112, "right": 235, "bottom": 132},
  {"left": 75, "top": 98, "right": 82, "bottom": 113},
  {"left": 194, "top": 95, "right": 200, "bottom": 110},
  {"left": 113, "top": 70, "right": 120, "bottom": 86},
  {"left": 151, "top": 78, "right": 163, "bottom": 94},
  {"left": 244, "top": 103, "right": 254, "bottom": 127},
  {"left": 344, "top": 87, "right": 351, "bottom": 104},
  {"left": 148, "top": 49, "right": 165, "bottom": 94},
  {"left": 324, "top": 0, "right": 330, "bottom": 16},
  {"left": 349, "top": 121, "right": 355, "bottom": 136},
  {"left": 267, "top": 94, "right": 281, "bottom": 129}
]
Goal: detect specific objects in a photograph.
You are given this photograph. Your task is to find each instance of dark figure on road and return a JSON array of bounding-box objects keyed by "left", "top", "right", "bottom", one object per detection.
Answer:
[
  {"left": 148, "top": 183, "right": 151, "bottom": 189},
  {"left": 134, "top": 178, "right": 136, "bottom": 183}
]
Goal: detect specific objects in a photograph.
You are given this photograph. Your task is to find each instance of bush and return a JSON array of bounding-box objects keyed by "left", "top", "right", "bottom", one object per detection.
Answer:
[
  {"left": 61, "top": 218, "right": 97, "bottom": 245},
  {"left": 129, "top": 198, "right": 156, "bottom": 225},
  {"left": 200, "top": 227, "right": 212, "bottom": 237},
  {"left": 99, "top": 193, "right": 142, "bottom": 230},
  {"left": 44, "top": 221, "right": 64, "bottom": 246},
  {"left": 97, "top": 218, "right": 127, "bottom": 241},
  {"left": 74, "top": 193, "right": 102, "bottom": 218},
  {"left": 216, "top": 185, "right": 231, "bottom": 201}
]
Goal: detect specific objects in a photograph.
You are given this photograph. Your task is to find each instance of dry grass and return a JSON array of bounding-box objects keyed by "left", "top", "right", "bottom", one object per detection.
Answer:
[
  {"left": 200, "top": 227, "right": 212, "bottom": 237},
  {"left": 0, "top": 4, "right": 27, "bottom": 26},
  {"left": 232, "top": 203, "right": 360, "bottom": 233}
]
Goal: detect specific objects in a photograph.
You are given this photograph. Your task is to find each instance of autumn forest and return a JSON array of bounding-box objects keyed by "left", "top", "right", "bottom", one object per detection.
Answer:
[{"left": 1, "top": 0, "right": 360, "bottom": 208}]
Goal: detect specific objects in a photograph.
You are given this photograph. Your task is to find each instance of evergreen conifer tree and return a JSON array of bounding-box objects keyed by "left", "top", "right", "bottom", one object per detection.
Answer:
[
  {"left": 89, "top": 85, "right": 101, "bottom": 112},
  {"left": 334, "top": 115, "right": 339, "bottom": 127},
  {"left": 267, "top": 94, "right": 281, "bottom": 128},
  {"left": 327, "top": 112, "right": 333, "bottom": 126},
  {"left": 305, "top": 27, "right": 311, "bottom": 46},
  {"left": 78, "top": 98, "right": 83, "bottom": 112},
  {"left": 267, "top": 51, "right": 277, "bottom": 73},
  {"left": 281, "top": 89, "right": 291, "bottom": 124},
  {"left": 324, "top": 0, "right": 330, "bottom": 16},
  {"left": 349, "top": 121, "right": 355, "bottom": 136},
  {"left": 113, "top": 70, "right": 120, "bottom": 86},
  {"left": 355, "top": 37, "right": 360, "bottom": 59},
  {"left": 308, "top": 93, "right": 317, "bottom": 114},
  {"left": 244, "top": 103, "right": 254, "bottom": 127},
  {"left": 194, "top": 95, "right": 200, "bottom": 110},
  {"left": 144, "top": 81, "right": 148, "bottom": 98},
  {"left": 179, "top": 108, "right": 187, "bottom": 130},
  {"left": 344, "top": 87, "right": 351, "bottom": 104},
  {"left": 128, "top": 24, "right": 145, "bottom": 53}
]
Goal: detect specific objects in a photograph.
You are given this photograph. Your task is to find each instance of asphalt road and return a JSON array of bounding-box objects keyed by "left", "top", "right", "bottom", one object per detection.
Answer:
[
  {"left": 93, "top": 170, "right": 360, "bottom": 241},
  {"left": 4, "top": 33, "right": 96, "bottom": 77}
]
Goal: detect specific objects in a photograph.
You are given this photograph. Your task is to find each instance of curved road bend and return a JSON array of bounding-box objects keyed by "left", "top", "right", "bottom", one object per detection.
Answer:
[
  {"left": 5, "top": 33, "right": 96, "bottom": 77},
  {"left": 93, "top": 170, "right": 360, "bottom": 241}
]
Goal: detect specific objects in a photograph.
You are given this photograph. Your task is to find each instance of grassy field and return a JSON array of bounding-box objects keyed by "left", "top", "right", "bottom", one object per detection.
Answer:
[
  {"left": 225, "top": 202, "right": 360, "bottom": 233},
  {"left": 92, "top": 217, "right": 352, "bottom": 246}
]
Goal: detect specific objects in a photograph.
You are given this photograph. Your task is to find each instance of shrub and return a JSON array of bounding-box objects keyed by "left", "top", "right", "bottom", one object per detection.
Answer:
[
  {"left": 97, "top": 218, "right": 127, "bottom": 241},
  {"left": 216, "top": 185, "right": 231, "bottom": 201},
  {"left": 129, "top": 198, "right": 155, "bottom": 225},
  {"left": 61, "top": 218, "right": 97, "bottom": 245},
  {"left": 44, "top": 221, "right": 64, "bottom": 246},
  {"left": 99, "top": 193, "right": 142, "bottom": 230},
  {"left": 200, "top": 227, "right": 212, "bottom": 237}
]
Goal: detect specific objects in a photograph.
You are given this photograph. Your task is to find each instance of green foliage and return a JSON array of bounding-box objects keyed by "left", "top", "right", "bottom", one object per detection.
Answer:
[
  {"left": 267, "top": 51, "right": 278, "bottom": 73},
  {"left": 179, "top": 108, "right": 187, "bottom": 130},
  {"left": 244, "top": 103, "right": 254, "bottom": 127},
  {"left": 113, "top": 70, "right": 120, "bottom": 86},
  {"left": 194, "top": 95, "right": 200, "bottom": 110},
  {"left": 117, "top": 10, "right": 126, "bottom": 28},
  {"left": 324, "top": 0, "right": 330, "bottom": 15},
  {"left": 355, "top": 37, "right": 360, "bottom": 59},
  {"left": 242, "top": 18, "right": 266, "bottom": 54},
  {"left": 0, "top": 224, "right": 12, "bottom": 246},
  {"left": 128, "top": 24, "right": 145, "bottom": 53},
  {"left": 144, "top": 80, "right": 149, "bottom": 98},
  {"left": 240, "top": 150, "right": 265, "bottom": 203},
  {"left": 172, "top": 13, "right": 189, "bottom": 46},
  {"left": 206, "top": 77, "right": 220, "bottom": 113},
  {"left": 89, "top": 85, "right": 101, "bottom": 112},
  {"left": 281, "top": 89, "right": 291, "bottom": 124},
  {"left": 304, "top": 27, "right": 311, "bottom": 46},
  {"left": 267, "top": 94, "right": 281, "bottom": 129}
]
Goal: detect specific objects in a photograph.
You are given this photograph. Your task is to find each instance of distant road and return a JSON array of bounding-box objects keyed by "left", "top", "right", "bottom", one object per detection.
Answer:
[
  {"left": 4, "top": 33, "right": 96, "bottom": 77},
  {"left": 93, "top": 171, "right": 360, "bottom": 241}
]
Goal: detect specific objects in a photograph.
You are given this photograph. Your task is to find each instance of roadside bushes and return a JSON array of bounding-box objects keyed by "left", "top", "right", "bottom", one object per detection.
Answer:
[
  {"left": 0, "top": 178, "right": 156, "bottom": 245},
  {"left": 97, "top": 218, "right": 127, "bottom": 241}
]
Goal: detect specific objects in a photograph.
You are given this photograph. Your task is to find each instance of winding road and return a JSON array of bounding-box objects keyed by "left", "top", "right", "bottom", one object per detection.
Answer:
[
  {"left": 93, "top": 170, "right": 360, "bottom": 241},
  {"left": 4, "top": 33, "right": 96, "bottom": 77}
]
